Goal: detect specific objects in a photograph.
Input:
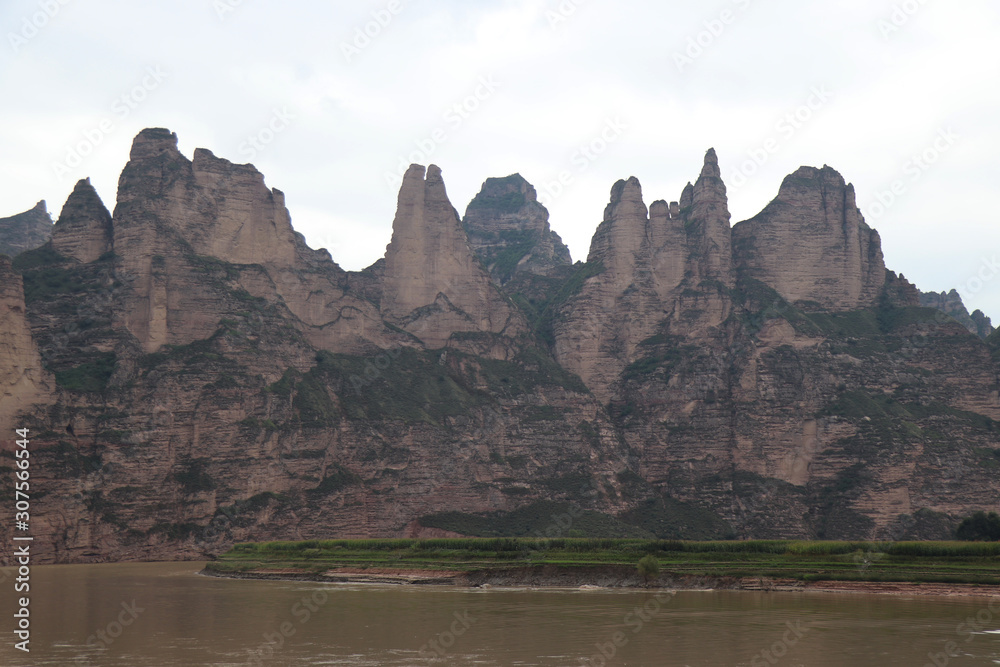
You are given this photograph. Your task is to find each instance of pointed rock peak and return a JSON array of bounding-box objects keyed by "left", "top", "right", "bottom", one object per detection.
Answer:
[
  {"left": 382, "top": 163, "right": 525, "bottom": 344},
  {"left": 59, "top": 178, "right": 110, "bottom": 217},
  {"left": 425, "top": 164, "right": 448, "bottom": 195},
  {"left": 679, "top": 183, "right": 694, "bottom": 209},
  {"left": 52, "top": 178, "right": 113, "bottom": 263},
  {"left": 31, "top": 200, "right": 47, "bottom": 215},
  {"left": 129, "top": 128, "right": 181, "bottom": 161},
  {"left": 696, "top": 148, "right": 723, "bottom": 182}
]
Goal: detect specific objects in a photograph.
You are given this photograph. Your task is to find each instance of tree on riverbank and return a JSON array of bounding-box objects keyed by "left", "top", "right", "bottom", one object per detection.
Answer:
[{"left": 637, "top": 555, "right": 660, "bottom": 585}]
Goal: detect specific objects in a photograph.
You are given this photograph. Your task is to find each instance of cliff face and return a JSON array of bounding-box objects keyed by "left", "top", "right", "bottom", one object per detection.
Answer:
[
  {"left": 111, "top": 128, "right": 390, "bottom": 354},
  {"left": 0, "top": 201, "right": 52, "bottom": 257},
  {"left": 552, "top": 150, "right": 734, "bottom": 400},
  {"left": 732, "top": 166, "right": 885, "bottom": 311},
  {"left": 462, "top": 174, "right": 572, "bottom": 283},
  {"left": 920, "top": 289, "right": 995, "bottom": 339},
  {"left": 1, "top": 129, "right": 998, "bottom": 564},
  {"left": 381, "top": 164, "right": 527, "bottom": 350},
  {"left": 0, "top": 256, "right": 52, "bottom": 426},
  {"left": 51, "top": 179, "right": 113, "bottom": 263}
]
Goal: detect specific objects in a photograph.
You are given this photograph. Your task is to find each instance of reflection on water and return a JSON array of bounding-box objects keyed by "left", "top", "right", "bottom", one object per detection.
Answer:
[{"left": 0, "top": 561, "right": 998, "bottom": 665}]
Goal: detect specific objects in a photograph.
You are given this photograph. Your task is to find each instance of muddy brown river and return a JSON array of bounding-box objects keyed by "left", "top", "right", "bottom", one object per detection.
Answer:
[{"left": 1, "top": 561, "right": 999, "bottom": 665}]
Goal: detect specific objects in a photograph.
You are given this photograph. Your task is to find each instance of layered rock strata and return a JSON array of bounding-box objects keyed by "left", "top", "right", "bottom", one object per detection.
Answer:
[{"left": 732, "top": 166, "right": 885, "bottom": 310}]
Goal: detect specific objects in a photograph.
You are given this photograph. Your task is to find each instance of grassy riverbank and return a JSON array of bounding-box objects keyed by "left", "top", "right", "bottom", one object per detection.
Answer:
[{"left": 204, "top": 538, "right": 1000, "bottom": 587}]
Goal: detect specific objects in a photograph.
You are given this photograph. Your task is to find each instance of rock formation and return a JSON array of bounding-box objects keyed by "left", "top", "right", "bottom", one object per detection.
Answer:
[
  {"left": 111, "top": 128, "right": 390, "bottom": 354},
  {"left": 552, "top": 149, "right": 734, "bottom": 399},
  {"left": 920, "top": 289, "right": 995, "bottom": 339},
  {"left": 883, "top": 271, "right": 921, "bottom": 307},
  {"left": 0, "top": 256, "right": 51, "bottom": 427},
  {"left": 732, "top": 166, "right": 885, "bottom": 310},
  {"left": 462, "top": 174, "right": 572, "bottom": 282},
  {"left": 51, "top": 179, "right": 113, "bottom": 263},
  {"left": 1, "top": 130, "right": 998, "bottom": 564},
  {"left": 0, "top": 201, "right": 51, "bottom": 257},
  {"left": 381, "top": 164, "right": 527, "bottom": 349}
]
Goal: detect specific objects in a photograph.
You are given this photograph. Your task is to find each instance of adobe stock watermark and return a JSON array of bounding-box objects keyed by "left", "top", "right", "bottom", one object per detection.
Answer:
[
  {"left": 71, "top": 600, "right": 145, "bottom": 665},
  {"left": 673, "top": 0, "right": 755, "bottom": 73},
  {"left": 8, "top": 0, "right": 72, "bottom": 53},
  {"left": 51, "top": 67, "right": 168, "bottom": 181},
  {"left": 418, "top": 610, "right": 477, "bottom": 659},
  {"left": 341, "top": 0, "right": 405, "bottom": 63},
  {"left": 545, "top": 0, "right": 588, "bottom": 29},
  {"left": 238, "top": 107, "right": 296, "bottom": 161},
  {"left": 729, "top": 86, "right": 833, "bottom": 191},
  {"left": 579, "top": 591, "right": 676, "bottom": 666},
  {"left": 922, "top": 595, "right": 1000, "bottom": 667},
  {"left": 878, "top": 0, "right": 929, "bottom": 40},
  {"left": 536, "top": 116, "right": 628, "bottom": 208},
  {"left": 749, "top": 620, "right": 810, "bottom": 667},
  {"left": 864, "top": 127, "right": 959, "bottom": 221},
  {"left": 214, "top": 0, "right": 249, "bottom": 21},
  {"left": 245, "top": 588, "right": 330, "bottom": 665},
  {"left": 383, "top": 75, "right": 501, "bottom": 189}
]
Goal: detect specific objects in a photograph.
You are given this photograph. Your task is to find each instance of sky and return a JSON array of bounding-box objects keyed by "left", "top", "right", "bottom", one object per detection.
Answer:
[{"left": 1, "top": 0, "right": 999, "bottom": 318}]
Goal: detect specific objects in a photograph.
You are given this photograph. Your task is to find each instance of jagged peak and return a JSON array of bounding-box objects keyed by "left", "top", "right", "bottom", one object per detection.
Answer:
[
  {"left": 192, "top": 146, "right": 267, "bottom": 181},
  {"left": 57, "top": 178, "right": 110, "bottom": 218},
  {"left": 679, "top": 182, "right": 694, "bottom": 209},
  {"left": 604, "top": 177, "right": 646, "bottom": 222},
  {"left": 782, "top": 164, "right": 848, "bottom": 191},
  {"left": 425, "top": 164, "right": 448, "bottom": 195},
  {"left": 699, "top": 147, "right": 721, "bottom": 180},
  {"left": 129, "top": 128, "right": 181, "bottom": 161}
]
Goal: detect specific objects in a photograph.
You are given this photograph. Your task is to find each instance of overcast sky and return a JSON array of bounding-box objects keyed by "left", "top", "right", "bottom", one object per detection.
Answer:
[{"left": 2, "top": 0, "right": 998, "bottom": 318}]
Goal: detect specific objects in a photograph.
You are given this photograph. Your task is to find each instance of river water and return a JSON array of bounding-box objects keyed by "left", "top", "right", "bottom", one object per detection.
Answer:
[{"left": 1, "top": 562, "right": 999, "bottom": 666}]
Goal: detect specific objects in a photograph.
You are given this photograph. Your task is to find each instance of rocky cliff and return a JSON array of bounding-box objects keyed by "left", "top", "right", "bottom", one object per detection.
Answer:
[
  {"left": 0, "top": 200, "right": 52, "bottom": 257},
  {"left": 381, "top": 164, "right": 527, "bottom": 350},
  {"left": 462, "top": 174, "right": 572, "bottom": 283},
  {"left": 0, "top": 256, "right": 52, "bottom": 427},
  {"left": 732, "top": 166, "right": 885, "bottom": 311},
  {"left": 551, "top": 150, "right": 734, "bottom": 400},
  {"left": 1, "top": 129, "right": 998, "bottom": 564},
  {"left": 51, "top": 179, "right": 113, "bottom": 263},
  {"left": 920, "top": 289, "right": 995, "bottom": 339}
]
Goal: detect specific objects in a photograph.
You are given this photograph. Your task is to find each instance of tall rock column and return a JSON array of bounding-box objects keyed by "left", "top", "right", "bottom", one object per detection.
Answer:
[
  {"left": 553, "top": 150, "right": 735, "bottom": 399},
  {"left": 681, "top": 148, "right": 734, "bottom": 288},
  {"left": 381, "top": 165, "right": 526, "bottom": 348}
]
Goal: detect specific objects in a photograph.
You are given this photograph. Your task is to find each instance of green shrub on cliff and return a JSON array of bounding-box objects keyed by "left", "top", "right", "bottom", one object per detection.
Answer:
[{"left": 956, "top": 511, "right": 1000, "bottom": 541}]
